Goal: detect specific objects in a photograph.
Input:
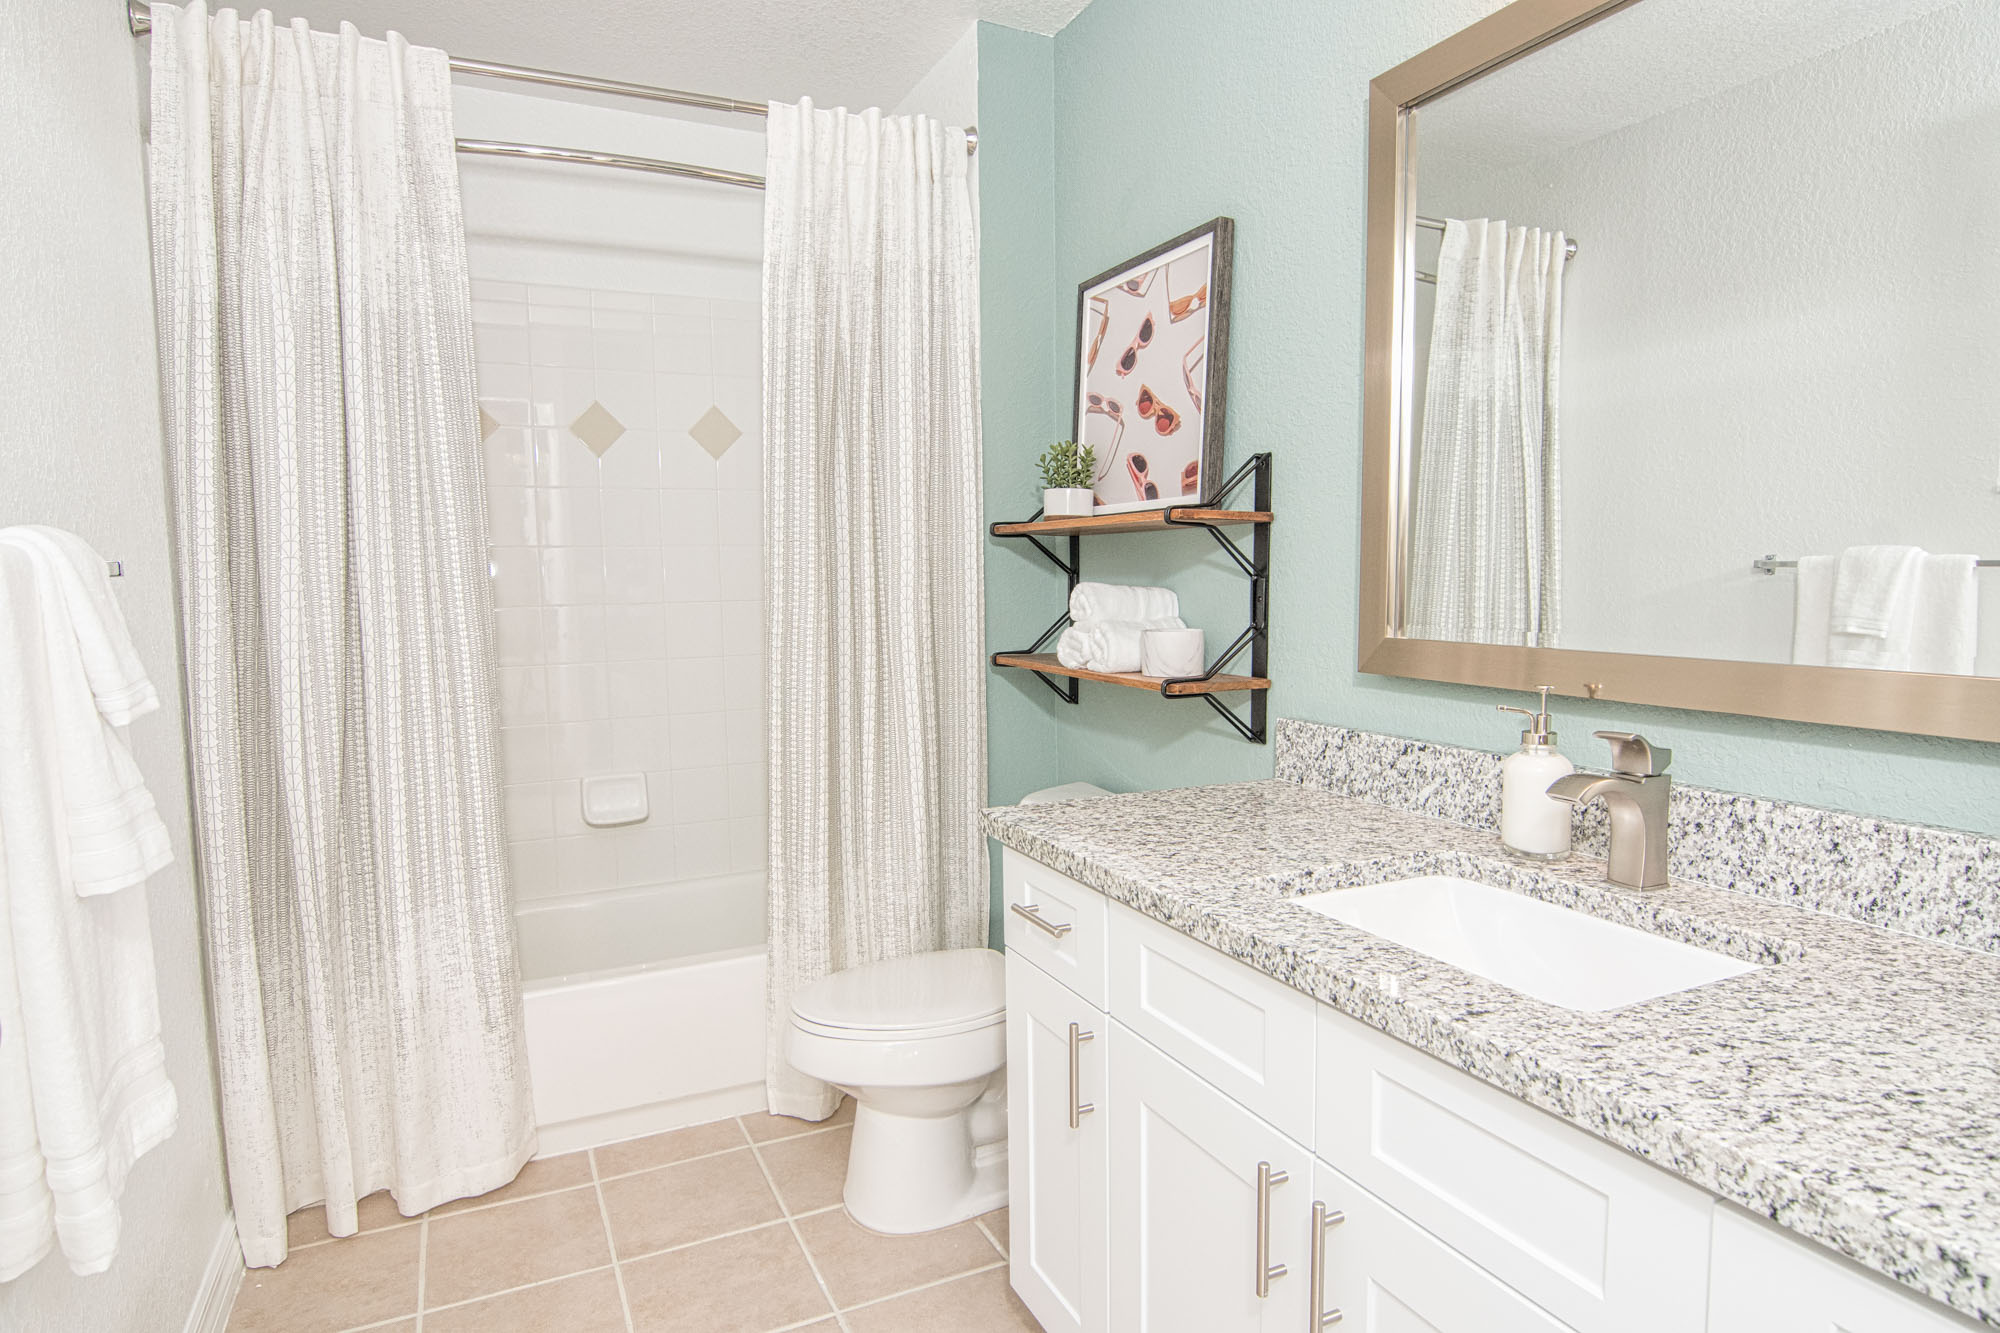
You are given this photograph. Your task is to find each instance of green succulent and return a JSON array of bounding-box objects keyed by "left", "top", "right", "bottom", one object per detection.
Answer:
[{"left": 1036, "top": 439, "right": 1096, "bottom": 491}]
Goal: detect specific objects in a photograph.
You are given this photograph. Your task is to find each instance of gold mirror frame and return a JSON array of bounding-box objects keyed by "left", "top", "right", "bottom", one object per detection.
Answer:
[{"left": 1357, "top": 0, "right": 2000, "bottom": 743}]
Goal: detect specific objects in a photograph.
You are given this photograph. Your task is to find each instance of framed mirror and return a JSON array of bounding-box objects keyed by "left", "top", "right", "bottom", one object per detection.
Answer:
[{"left": 1358, "top": 0, "right": 2000, "bottom": 741}]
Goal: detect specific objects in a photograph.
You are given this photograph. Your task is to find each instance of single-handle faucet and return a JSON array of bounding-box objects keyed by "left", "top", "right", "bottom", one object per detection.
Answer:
[{"left": 1544, "top": 731, "right": 1673, "bottom": 889}]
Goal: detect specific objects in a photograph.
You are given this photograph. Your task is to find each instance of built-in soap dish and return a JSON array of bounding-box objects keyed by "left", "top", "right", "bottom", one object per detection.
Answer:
[{"left": 580, "top": 773, "right": 649, "bottom": 827}]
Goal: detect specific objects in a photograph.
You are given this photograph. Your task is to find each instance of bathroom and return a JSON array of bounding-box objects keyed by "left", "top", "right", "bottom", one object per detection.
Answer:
[{"left": 1, "top": 0, "right": 1996, "bottom": 1329}]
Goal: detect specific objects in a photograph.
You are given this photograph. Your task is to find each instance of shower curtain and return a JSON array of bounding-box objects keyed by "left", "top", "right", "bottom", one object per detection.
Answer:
[
  {"left": 762, "top": 100, "right": 987, "bottom": 1119},
  {"left": 147, "top": 3, "right": 533, "bottom": 1267},
  {"left": 1407, "top": 217, "right": 1566, "bottom": 647}
]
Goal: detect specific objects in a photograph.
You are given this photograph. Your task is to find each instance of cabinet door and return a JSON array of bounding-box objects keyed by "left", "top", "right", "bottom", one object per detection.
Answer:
[
  {"left": 1708, "top": 1204, "right": 1979, "bottom": 1333},
  {"left": 1108, "top": 1022, "right": 1311, "bottom": 1333},
  {"left": 1007, "top": 951, "right": 1109, "bottom": 1333},
  {"left": 1307, "top": 1161, "right": 1573, "bottom": 1333}
]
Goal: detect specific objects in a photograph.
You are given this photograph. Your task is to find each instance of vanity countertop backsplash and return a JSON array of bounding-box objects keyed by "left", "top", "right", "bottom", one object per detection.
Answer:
[{"left": 980, "top": 718, "right": 2000, "bottom": 1326}]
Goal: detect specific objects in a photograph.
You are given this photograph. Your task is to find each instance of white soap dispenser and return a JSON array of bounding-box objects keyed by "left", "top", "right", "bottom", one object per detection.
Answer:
[{"left": 1497, "top": 686, "right": 1575, "bottom": 860}]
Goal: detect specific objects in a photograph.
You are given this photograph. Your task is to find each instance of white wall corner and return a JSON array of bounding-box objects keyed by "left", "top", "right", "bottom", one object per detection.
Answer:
[{"left": 181, "top": 1218, "right": 242, "bottom": 1333}]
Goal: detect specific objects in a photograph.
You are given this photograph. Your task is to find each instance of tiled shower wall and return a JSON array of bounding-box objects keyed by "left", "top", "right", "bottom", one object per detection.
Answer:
[{"left": 472, "top": 279, "right": 766, "bottom": 901}]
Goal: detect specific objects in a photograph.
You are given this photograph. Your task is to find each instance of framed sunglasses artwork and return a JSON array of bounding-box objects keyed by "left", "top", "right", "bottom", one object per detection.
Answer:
[{"left": 1073, "top": 217, "right": 1233, "bottom": 514}]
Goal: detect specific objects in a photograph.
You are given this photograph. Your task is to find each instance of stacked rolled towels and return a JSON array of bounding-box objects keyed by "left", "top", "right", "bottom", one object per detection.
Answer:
[{"left": 1056, "top": 582, "right": 1184, "bottom": 673}]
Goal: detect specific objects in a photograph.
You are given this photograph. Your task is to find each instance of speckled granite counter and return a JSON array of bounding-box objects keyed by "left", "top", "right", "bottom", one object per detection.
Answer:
[{"left": 981, "top": 779, "right": 2000, "bottom": 1326}]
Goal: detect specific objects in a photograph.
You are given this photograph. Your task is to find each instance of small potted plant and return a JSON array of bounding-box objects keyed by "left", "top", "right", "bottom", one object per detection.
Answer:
[{"left": 1037, "top": 439, "right": 1097, "bottom": 517}]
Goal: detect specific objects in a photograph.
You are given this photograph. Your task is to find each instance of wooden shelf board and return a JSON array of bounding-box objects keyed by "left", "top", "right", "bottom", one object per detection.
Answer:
[
  {"left": 992, "top": 652, "right": 1269, "bottom": 696},
  {"left": 991, "top": 508, "right": 1272, "bottom": 537}
]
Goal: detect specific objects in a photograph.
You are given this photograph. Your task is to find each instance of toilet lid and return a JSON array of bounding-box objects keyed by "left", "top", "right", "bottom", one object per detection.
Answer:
[{"left": 790, "top": 948, "right": 1005, "bottom": 1035}]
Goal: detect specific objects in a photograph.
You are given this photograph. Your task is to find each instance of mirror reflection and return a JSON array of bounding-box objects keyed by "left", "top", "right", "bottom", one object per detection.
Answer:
[{"left": 1403, "top": 0, "right": 1999, "bottom": 675}]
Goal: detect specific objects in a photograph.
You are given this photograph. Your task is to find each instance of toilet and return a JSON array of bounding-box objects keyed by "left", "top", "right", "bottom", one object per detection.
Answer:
[{"left": 785, "top": 781, "right": 1112, "bottom": 1234}]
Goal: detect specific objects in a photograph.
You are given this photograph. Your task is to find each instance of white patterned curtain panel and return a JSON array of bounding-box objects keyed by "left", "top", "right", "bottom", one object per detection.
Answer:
[
  {"left": 762, "top": 100, "right": 988, "bottom": 1119},
  {"left": 146, "top": 3, "right": 533, "bottom": 1267},
  {"left": 1407, "top": 217, "right": 1566, "bottom": 648}
]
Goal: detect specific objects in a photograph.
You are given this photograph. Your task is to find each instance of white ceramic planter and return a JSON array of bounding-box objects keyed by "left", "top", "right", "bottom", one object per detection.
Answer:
[{"left": 1042, "top": 487, "right": 1096, "bottom": 517}]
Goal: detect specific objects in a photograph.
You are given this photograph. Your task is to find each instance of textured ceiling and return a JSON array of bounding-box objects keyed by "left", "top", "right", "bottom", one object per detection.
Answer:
[{"left": 234, "top": 0, "right": 1093, "bottom": 110}]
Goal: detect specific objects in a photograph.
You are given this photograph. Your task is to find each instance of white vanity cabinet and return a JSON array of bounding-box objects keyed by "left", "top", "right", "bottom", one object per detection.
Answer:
[{"left": 1706, "top": 1205, "right": 1980, "bottom": 1333}]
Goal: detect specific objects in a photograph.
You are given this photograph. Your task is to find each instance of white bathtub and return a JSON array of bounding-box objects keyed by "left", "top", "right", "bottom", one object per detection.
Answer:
[{"left": 518, "top": 872, "right": 768, "bottom": 1155}]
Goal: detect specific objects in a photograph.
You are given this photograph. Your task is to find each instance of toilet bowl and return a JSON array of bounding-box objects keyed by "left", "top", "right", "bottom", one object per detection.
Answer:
[{"left": 785, "top": 781, "right": 1113, "bottom": 1234}]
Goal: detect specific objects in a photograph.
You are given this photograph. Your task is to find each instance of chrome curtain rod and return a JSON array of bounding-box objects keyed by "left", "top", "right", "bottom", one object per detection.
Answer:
[
  {"left": 127, "top": 0, "right": 976, "bottom": 193},
  {"left": 1413, "top": 214, "right": 1577, "bottom": 283},
  {"left": 1754, "top": 554, "right": 2000, "bottom": 574}
]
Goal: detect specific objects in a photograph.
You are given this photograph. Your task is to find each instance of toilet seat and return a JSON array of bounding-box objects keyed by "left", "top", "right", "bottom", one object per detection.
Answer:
[{"left": 789, "top": 948, "right": 1003, "bottom": 1040}]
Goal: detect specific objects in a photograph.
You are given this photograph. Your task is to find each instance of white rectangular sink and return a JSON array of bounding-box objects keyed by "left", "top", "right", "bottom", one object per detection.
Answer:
[{"left": 1293, "top": 875, "right": 1758, "bottom": 1012}]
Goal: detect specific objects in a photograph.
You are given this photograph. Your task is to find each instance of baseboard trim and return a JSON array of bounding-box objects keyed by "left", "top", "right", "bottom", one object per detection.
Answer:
[{"left": 182, "top": 1214, "right": 242, "bottom": 1333}]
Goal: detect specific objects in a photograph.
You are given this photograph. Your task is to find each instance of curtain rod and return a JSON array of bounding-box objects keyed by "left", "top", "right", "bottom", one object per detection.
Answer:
[
  {"left": 1416, "top": 214, "right": 1577, "bottom": 261},
  {"left": 125, "top": 0, "right": 979, "bottom": 178}
]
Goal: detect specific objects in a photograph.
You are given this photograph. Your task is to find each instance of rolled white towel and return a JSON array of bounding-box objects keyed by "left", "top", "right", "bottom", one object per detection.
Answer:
[
  {"left": 1069, "top": 582, "right": 1178, "bottom": 625},
  {"left": 1056, "top": 625, "right": 1093, "bottom": 670},
  {"left": 1065, "top": 617, "right": 1186, "bottom": 673}
]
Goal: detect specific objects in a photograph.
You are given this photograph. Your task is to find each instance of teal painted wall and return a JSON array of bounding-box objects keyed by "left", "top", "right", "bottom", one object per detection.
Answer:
[{"left": 980, "top": 0, "right": 2000, "bottom": 837}]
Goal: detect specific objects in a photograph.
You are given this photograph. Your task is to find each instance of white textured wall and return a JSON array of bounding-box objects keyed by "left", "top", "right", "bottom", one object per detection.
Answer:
[
  {"left": 0, "top": 2, "right": 231, "bottom": 1330},
  {"left": 1418, "top": 1, "right": 2000, "bottom": 671}
]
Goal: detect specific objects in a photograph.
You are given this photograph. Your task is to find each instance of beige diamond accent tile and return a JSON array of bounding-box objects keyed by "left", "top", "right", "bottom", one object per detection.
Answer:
[
  {"left": 570, "top": 400, "right": 626, "bottom": 457},
  {"left": 477, "top": 405, "right": 500, "bottom": 442},
  {"left": 688, "top": 405, "right": 743, "bottom": 460}
]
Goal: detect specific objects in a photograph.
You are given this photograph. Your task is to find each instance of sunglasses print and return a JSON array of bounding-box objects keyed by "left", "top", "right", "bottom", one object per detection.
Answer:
[
  {"left": 1182, "top": 337, "right": 1206, "bottom": 413},
  {"left": 1116, "top": 267, "right": 1158, "bottom": 299},
  {"left": 1116, "top": 313, "right": 1156, "bottom": 378},
  {"left": 1085, "top": 295, "right": 1110, "bottom": 370},
  {"left": 1087, "top": 391, "right": 1124, "bottom": 424},
  {"left": 1127, "top": 451, "right": 1160, "bottom": 502},
  {"left": 1135, "top": 383, "right": 1182, "bottom": 435},
  {"left": 1167, "top": 284, "right": 1208, "bottom": 323},
  {"left": 1165, "top": 248, "right": 1210, "bottom": 323},
  {"left": 1181, "top": 460, "right": 1201, "bottom": 496}
]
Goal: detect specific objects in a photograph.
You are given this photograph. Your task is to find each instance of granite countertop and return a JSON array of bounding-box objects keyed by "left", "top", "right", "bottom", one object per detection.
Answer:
[{"left": 981, "top": 780, "right": 2000, "bottom": 1327}]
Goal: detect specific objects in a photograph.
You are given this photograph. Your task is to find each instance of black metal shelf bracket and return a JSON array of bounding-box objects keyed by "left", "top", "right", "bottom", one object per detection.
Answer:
[{"left": 989, "top": 453, "right": 1272, "bottom": 742}]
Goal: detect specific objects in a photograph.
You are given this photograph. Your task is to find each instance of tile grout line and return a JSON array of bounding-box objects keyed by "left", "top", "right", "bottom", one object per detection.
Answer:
[
  {"left": 413, "top": 1216, "right": 429, "bottom": 1331},
  {"left": 588, "top": 1147, "right": 638, "bottom": 1333},
  {"left": 833, "top": 1258, "right": 1012, "bottom": 1317},
  {"left": 745, "top": 1128, "right": 850, "bottom": 1332}
]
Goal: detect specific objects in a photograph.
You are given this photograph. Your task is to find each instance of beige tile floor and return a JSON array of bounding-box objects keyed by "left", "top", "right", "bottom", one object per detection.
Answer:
[{"left": 225, "top": 1099, "right": 1040, "bottom": 1333}]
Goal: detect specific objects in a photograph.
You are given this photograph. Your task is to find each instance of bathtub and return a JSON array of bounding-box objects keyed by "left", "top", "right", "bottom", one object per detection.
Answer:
[{"left": 518, "top": 871, "right": 768, "bottom": 1155}]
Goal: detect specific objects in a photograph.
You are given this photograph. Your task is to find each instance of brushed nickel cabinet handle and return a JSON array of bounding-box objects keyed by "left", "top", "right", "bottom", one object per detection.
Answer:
[
  {"left": 1067, "top": 1022, "right": 1095, "bottom": 1128},
  {"left": 1256, "top": 1161, "right": 1289, "bottom": 1298},
  {"left": 1010, "top": 901, "right": 1073, "bottom": 939},
  {"left": 1308, "top": 1200, "right": 1347, "bottom": 1327}
]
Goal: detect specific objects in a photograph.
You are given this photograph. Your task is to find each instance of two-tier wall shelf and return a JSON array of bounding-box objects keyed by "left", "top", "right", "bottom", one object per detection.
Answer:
[{"left": 990, "top": 452, "right": 1272, "bottom": 742}]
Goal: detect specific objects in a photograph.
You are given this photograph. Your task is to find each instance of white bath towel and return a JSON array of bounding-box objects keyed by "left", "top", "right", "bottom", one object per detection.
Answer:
[
  {"left": 1056, "top": 617, "right": 1187, "bottom": 674},
  {"left": 1828, "top": 553, "right": 1978, "bottom": 674},
  {"left": 0, "top": 543, "right": 177, "bottom": 1280},
  {"left": 1069, "top": 582, "right": 1179, "bottom": 625},
  {"left": 0, "top": 527, "right": 157, "bottom": 725},
  {"left": 1828, "top": 545, "right": 1922, "bottom": 639},
  {"left": 1789, "top": 555, "right": 1836, "bottom": 667}
]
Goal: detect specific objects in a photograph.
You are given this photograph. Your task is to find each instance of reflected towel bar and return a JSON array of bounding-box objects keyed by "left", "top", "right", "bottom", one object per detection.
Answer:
[{"left": 1753, "top": 554, "right": 2000, "bottom": 575}]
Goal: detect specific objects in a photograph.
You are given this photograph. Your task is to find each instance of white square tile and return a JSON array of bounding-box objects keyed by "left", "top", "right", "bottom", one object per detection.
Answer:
[
  {"left": 472, "top": 298, "right": 527, "bottom": 327},
  {"left": 529, "top": 323, "right": 594, "bottom": 368},
  {"left": 718, "top": 545, "right": 761, "bottom": 602},
  {"left": 527, "top": 303, "right": 592, "bottom": 331},
  {"left": 729, "top": 816, "right": 766, "bottom": 871},
  {"left": 656, "top": 373, "right": 716, "bottom": 440},
  {"left": 610, "top": 714, "right": 671, "bottom": 772},
  {"left": 546, "top": 663, "right": 608, "bottom": 722},
  {"left": 711, "top": 298, "right": 760, "bottom": 322},
  {"left": 498, "top": 666, "right": 548, "bottom": 725},
  {"left": 603, "top": 546, "right": 666, "bottom": 604},
  {"left": 664, "top": 546, "right": 721, "bottom": 604},
  {"left": 599, "top": 489, "right": 662, "bottom": 547},
  {"left": 722, "top": 654, "right": 762, "bottom": 711},
  {"left": 500, "top": 725, "right": 550, "bottom": 784},
  {"left": 652, "top": 315, "right": 713, "bottom": 375},
  {"left": 592, "top": 289, "right": 653, "bottom": 312},
  {"left": 483, "top": 426, "right": 536, "bottom": 487},
  {"left": 489, "top": 548, "right": 543, "bottom": 608},
  {"left": 595, "top": 370, "right": 656, "bottom": 430},
  {"left": 717, "top": 489, "right": 761, "bottom": 532},
  {"left": 527, "top": 283, "right": 592, "bottom": 307},
  {"left": 726, "top": 708, "right": 764, "bottom": 765},
  {"left": 669, "top": 765, "right": 729, "bottom": 824},
  {"left": 727, "top": 762, "right": 768, "bottom": 819},
  {"left": 668, "top": 713, "right": 729, "bottom": 769},
  {"left": 604, "top": 606, "right": 668, "bottom": 662},
  {"left": 614, "top": 826, "right": 676, "bottom": 888},
  {"left": 660, "top": 437, "right": 719, "bottom": 492},
  {"left": 711, "top": 319, "right": 761, "bottom": 379},
  {"left": 598, "top": 430, "right": 662, "bottom": 490},
  {"left": 592, "top": 303, "right": 652, "bottom": 327},
  {"left": 494, "top": 608, "right": 546, "bottom": 666},
  {"left": 713, "top": 374, "right": 760, "bottom": 437},
  {"left": 504, "top": 783, "right": 554, "bottom": 842},
  {"left": 673, "top": 820, "right": 732, "bottom": 878},
  {"left": 534, "top": 426, "right": 600, "bottom": 488},
  {"left": 537, "top": 488, "right": 602, "bottom": 546},
  {"left": 652, "top": 293, "right": 710, "bottom": 316},
  {"left": 474, "top": 322, "right": 531, "bottom": 365},
  {"left": 471, "top": 278, "right": 527, "bottom": 302},
  {"left": 487, "top": 486, "right": 538, "bottom": 545},
  {"left": 508, "top": 840, "right": 559, "bottom": 899},
  {"left": 542, "top": 606, "right": 606, "bottom": 663},
  {"left": 715, "top": 432, "right": 762, "bottom": 493},
  {"left": 556, "top": 834, "right": 619, "bottom": 892},
  {"left": 664, "top": 603, "right": 724, "bottom": 660},
  {"left": 548, "top": 721, "right": 616, "bottom": 780},
  {"left": 550, "top": 779, "right": 585, "bottom": 837},
  {"left": 478, "top": 387, "right": 533, "bottom": 429},
  {"left": 606, "top": 659, "right": 665, "bottom": 717},
  {"left": 540, "top": 547, "right": 605, "bottom": 605},
  {"left": 666, "top": 657, "right": 724, "bottom": 712},
  {"left": 721, "top": 600, "right": 762, "bottom": 655},
  {"left": 532, "top": 366, "right": 597, "bottom": 426},
  {"left": 661, "top": 490, "right": 719, "bottom": 547},
  {"left": 593, "top": 330, "right": 653, "bottom": 372}
]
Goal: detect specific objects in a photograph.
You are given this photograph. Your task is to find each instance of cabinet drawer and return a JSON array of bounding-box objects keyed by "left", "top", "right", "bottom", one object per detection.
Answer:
[
  {"left": 1707, "top": 1203, "right": 1979, "bottom": 1332},
  {"left": 1002, "top": 849, "right": 1110, "bottom": 1009},
  {"left": 1311, "top": 1160, "right": 1572, "bottom": 1333},
  {"left": 1108, "top": 901, "right": 1316, "bottom": 1144},
  {"left": 1316, "top": 1007, "right": 1710, "bottom": 1333}
]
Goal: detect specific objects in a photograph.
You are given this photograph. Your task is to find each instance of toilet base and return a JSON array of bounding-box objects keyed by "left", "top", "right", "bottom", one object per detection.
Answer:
[{"left": 840, "top": 1097, "right": 1009, "bottom": 1235}]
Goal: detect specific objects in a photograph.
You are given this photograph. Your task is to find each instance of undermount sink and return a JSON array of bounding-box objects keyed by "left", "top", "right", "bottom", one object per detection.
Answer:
[{"left": 1293, "top": 875, "right": 1758, "bottom": 1012}]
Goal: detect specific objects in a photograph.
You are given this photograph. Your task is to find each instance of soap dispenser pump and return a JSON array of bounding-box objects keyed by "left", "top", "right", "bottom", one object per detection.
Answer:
[{"left": 1497, "top": 686, "right": 1575, "bottom": 860}]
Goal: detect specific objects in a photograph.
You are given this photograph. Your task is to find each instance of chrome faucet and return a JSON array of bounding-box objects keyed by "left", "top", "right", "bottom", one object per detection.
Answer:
[{"left": 1544, "top": 731, "right": 1673, "bottom": 890}]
